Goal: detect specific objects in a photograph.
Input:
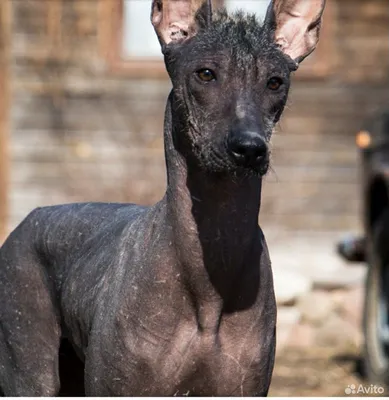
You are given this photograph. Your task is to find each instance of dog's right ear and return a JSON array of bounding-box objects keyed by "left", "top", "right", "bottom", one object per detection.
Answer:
[{"left": 151, "top": 0, "right": 212, "bottom": 48}]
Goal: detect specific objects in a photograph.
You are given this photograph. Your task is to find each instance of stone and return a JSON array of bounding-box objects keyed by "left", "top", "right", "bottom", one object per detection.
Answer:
[
  {"left": 268, "top": 234, "right": 366, "bottom": 293},
  {"left": 315, "top": 314, "right": 362, "bottom": 348},
  {"left": 276, "top": 307, "right": 301, "bottom": 352},
  {"left": 287, "top": 322, "right": 315, "bottom": 348},
  {"left": 312, "top": 266, "right": 366, "bottom": 291},
  {"left": 332, "top": 286, "right": 364, "bottom": 329},
  {"left": 273, "top": 268, "right": 312, "bottom": 306},
  {"left": 278, "top": 307, "right": 301, "bottom": 325},
  {"left": 298, "top": 291, "right": 335, "bottom": 326}
]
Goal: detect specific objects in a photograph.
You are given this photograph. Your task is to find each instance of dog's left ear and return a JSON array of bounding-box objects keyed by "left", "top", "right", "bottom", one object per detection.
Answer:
[{"left": 264, "top": 0, "right": 326, "bottom": 64}]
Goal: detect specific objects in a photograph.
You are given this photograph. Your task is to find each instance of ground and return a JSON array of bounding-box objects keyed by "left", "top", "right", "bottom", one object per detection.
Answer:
[
  {"left": 265, "top": 232, "right": 388, "bottom": 397},
  {"left": 269, "top": 345, "right": 383, "bottom": 397}
]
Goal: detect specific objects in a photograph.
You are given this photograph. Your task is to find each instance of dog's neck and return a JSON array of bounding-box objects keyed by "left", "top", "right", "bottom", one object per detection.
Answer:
[{"left": 161, "top": 92, "right": 262, "bottom": 323}]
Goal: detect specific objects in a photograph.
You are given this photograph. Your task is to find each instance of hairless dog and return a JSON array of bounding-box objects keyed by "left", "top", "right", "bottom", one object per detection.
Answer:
[{"left": 0, "top": 0, "right": 326, "bottom": 396}]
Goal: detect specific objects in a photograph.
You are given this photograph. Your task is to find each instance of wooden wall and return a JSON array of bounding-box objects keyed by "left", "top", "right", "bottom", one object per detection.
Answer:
[
  {"left": 0, "top": 0, "right": 11, "bottom": 242},
  {"left": 6, "top": 0, "right": 389, "bottom": 235}
]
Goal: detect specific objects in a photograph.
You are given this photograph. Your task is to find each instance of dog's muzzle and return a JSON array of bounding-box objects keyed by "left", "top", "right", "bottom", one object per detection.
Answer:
[{"left": 227, "top": 130, "right": 269, "bottom": 173}]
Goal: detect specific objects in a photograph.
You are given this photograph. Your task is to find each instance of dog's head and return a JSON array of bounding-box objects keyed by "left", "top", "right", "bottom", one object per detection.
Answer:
[{"left": 152, "top": 0, "right": 326, "bottom": 176}]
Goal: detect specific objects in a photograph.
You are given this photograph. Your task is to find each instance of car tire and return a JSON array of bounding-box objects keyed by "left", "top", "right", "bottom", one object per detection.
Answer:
[{"left": 363, "top": 210, "right": 389, "bottom": 386}]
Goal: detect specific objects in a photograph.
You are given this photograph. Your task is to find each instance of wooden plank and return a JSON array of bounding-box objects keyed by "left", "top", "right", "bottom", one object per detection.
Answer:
[
  {"left": 259, "top": 214, "right": 360, "bottom": 232},
  {"left": 0, "top": 0, "right": 11, "bottom": 242},
  {"left": 264, "top": 165, "right": 358, "bottom": 184},
  {"left": 293, "top": 0, "right": 335, "bottom": 80}
]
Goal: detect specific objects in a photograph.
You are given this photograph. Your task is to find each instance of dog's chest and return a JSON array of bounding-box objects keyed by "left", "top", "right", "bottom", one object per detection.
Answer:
[
  {"left": 171, "top": 329, "right": 273, "bottom": 396},
  {"left": 108, "top": 315, "right": 275, "bottom": 396}
]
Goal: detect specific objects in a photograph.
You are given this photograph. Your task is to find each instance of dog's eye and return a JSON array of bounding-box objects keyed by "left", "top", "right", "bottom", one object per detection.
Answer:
[
  {"left": 196, "top": 69, "right": 216, "bottom": 82},
  {"left": 267, "top": 77, "right": 283, "bottom": 91}
]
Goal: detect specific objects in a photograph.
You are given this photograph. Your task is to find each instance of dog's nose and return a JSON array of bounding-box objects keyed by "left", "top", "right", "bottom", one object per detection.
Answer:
[{"left": 227, "top": 131, "right": 268, "bottom": 168}]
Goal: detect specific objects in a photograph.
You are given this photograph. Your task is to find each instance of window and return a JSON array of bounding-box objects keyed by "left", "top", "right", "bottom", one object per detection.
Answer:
[
  {"left": 101, "top": 0, "right": 333, "bottom": 79},
  {"left": 122, "top": 1, "right": 162, "bottom": 59},
  {"left": 225, "top": 0, "right": 270, "bottom": 19}
]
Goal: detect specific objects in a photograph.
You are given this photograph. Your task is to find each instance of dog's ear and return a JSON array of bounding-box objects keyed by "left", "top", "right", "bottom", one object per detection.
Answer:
[
  {"left": 264, "top": 0, "right": 326, "bottom": 65},
  {"left": 151, "top": 0, "right": 212, "bottom": 47}
]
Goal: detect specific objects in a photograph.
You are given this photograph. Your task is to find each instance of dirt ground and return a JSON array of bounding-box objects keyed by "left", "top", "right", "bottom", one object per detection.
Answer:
[{"left": 269, "top": 345, "right": 387, "bottom": 397}]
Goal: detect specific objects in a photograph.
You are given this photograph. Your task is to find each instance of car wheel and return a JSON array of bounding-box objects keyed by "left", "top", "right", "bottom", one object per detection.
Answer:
[{"left": 363, "top": 211, "right": 389, "bottom": 386}]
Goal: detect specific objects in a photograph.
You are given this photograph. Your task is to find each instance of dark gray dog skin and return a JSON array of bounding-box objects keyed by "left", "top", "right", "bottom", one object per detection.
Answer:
[{"left": 0, "top": 0, "right": 326, "bottom": 396}]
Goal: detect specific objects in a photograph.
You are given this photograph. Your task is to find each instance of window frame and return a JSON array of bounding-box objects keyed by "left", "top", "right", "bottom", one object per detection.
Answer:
[
  {"left": 99, "top": 0, "right": 334, "bottom": 80},
  {"left": 99, "top": 0, "right": 166, "bottom": 78}
]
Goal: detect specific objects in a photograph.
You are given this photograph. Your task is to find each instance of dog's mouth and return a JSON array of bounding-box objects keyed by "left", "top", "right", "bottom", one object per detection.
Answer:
[
  {"left": 228, "top": 150, "right": 270, "bottom": 176},
  {"left": 199, "top": 146, "right": 270, "bottom": 177},
  {"left": 189, "top": 135, "right": 270, "bottom": 176},
  {"left": 255, "top": 156, "right": 270, "bottom": 176}
]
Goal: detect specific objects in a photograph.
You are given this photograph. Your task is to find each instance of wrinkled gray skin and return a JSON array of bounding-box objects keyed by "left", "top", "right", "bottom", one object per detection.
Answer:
[{"left": 0, "top": 0, "right": 324, "bottom": 396}]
